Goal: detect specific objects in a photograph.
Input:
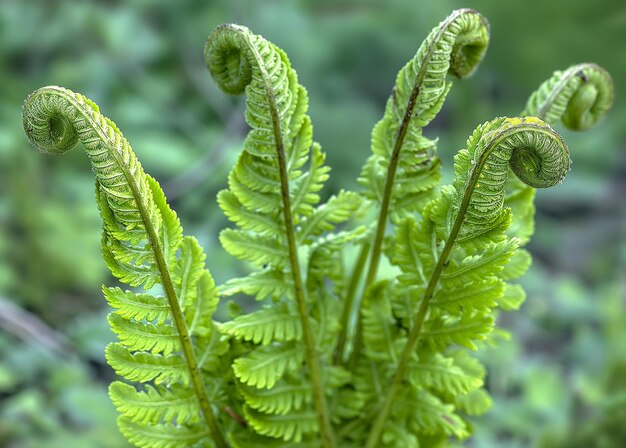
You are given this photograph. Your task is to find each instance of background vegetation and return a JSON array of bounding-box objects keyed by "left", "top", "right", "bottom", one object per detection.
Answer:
[{"left": 0, "top": 0, "right": 624, "bottom": 447}]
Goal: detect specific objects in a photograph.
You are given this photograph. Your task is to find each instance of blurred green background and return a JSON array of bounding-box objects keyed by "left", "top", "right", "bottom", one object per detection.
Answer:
[{"left": 0, "top": 0, "right": 624, "bottom": 447}]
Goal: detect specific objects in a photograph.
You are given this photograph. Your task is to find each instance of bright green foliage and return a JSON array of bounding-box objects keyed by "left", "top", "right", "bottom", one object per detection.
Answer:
[
  {"left": 359, "top": 8, "right": 489, "bottom": 222},
  {"left": 221, "top": 302, "right": 302, "bottom": 344},
  {"left": 204, "top": 22, "right": 363, "bottom": 446},
  {"left": 503, "top": 63, "right": 614, "bottom": 270},
  {"left": 22, "top": 87, "right": 228, "bottom": 448},
  {"left": 21, "top": 7, "right": 613, "bottom": 448},
  {"left": 523, "top": 63, "right": 614, "bottom": 131},
  {"left": 494, "top": 64, "right": 615, "bottom": 334}
]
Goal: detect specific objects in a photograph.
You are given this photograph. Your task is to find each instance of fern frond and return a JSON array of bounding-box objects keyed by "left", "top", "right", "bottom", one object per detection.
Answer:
[
  {"left": 503, "top": 63, "right": 614, "bottom": 253},
  {"left": 221, "top": 302, "right": 302, "bottom": 345},
  {"left": 523, "top": 63, "right": 613, "bottom": 131},
  {"left": 298, "top": 190, "right": 363, "bottom": 242},
  {"left": 105, "top": 342, "right": 190, "bottom": 386},
  {"left": 217, "top": 189, "right": 281, "bottom": 235},
  {"left": 441, "top": 239, "right": 519, "bottom": 287},
  {"left": 432, "top": 278, "right": 505, "bottom": 315},
  {"left": 220, "top": 229, "right": 287, "bottom": 268},
  {"left": 229, "top": 431, "right": 321, "bottom": 448},
  {"left": 245, "top": 407, "right": 318, "bottom": 443},
  {"left": 422, "top": 312, "right": 495, "bottom": 351},
  {"left": 407, "top": 352, "right": 484, "bottom": 396},
  {"left": 364, "top": 117, "right": 571, "bottom": 447},
  {"left": 239, "top": 378, "right": 312, "bottom": 415},
  {"left": 307, "top": 226, "right": 367, "bottom": 292},
  {"left": 205, "top": 24, "right": 341, "bottom": 445},
  {"left": 238, "top": 365, "right": 351, "bottom": 431},
  {"left": 360, "top": 8, "right": 490, "bottom": 219},
  {"left": 406, "top": 389, "right": 469, "bottom": 439},
  {"left": 453, "top": 388, "right": 493, "bottom": 416},
  {"left": 291, "top": 144, "right": 331, "bottom": 218},
  {"left": 361, "top": 281, "right": 404, "bottom": 363},
  {"left": 497, "top": 283, "right": 527, "bottom": 311},
  {"left": 500, "top": 248, "right": 532, "bottom": 280},
  {"left": 380, "top": 421, "right": 419, "bottom": 448},
  {"left": 108, "top": 314, "right": 180, "bottom": 356},
  {"left": 118, "top": 418, "right": 209, "bottom": 448},
  {"left": 233, "top": 343, "right": 305, "bottom": 389},
  {"left": 110, "top": 382, "right": 200, "bottom": 425},
  {"left": 104, "top": 288, "right": 170, "bottom": 325},
  {"left": 346, "top": 9, "right": 491, "bottom": 374},
  {"left": 22, "top": 86, "right": 227, "bottom": 447},
  {"left": 220, "top": 269, "right": 293, "bottom": 301}
]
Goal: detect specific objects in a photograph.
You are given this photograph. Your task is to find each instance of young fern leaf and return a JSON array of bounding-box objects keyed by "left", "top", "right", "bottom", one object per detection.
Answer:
[
  {"left": 363, "top": 117, "right": 571, "bottom": 447},
  {"left": 523, "top": 63, "right": 614, "bottom": 131},
  {"left": 504, "top": 63, "right": 614, "bottom": 272},
  {"left": 488, "top": 63, "right": 615, "bottom": 325},
  {"left": 22, "top": 87, "right": 228, "bottom": 448},
  {"left": 337, "top": 8, "right": 490, "bottom": 362},
  {"left": 204, "top": 24, "right": 351, "bottom": 446},
  {"left": 360, "top": 8, "right": 490, "bottom": 220}
]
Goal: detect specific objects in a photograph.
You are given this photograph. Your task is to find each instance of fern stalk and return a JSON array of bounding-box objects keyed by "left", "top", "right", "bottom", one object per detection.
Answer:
[
  {"left": 365, "top": 117, "right": 571, "bottom": 447},
  {"left": 144, "top": 226, "right": 226, "bottom": 448},
  {"left": 349, "top": 75, "right": 419, "bottom": 367},
  {"left": 362, "top": 80, "right": 419, "bottom": 288},
  {"left": 112, "top": 185, "right": 227, "bottom": 447},
  {"left": 335, "top": 240, "right": 370, "bottom": 362}
]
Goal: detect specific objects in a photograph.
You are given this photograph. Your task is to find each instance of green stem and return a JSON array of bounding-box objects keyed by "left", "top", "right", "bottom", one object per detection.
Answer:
[
  {"left": 348, "top": 84, "right": 421, "bottom": 368},
  {"left": 364, "top": 84, "right": 421, "bottom": 291},
  {"left": 364, "top": 173, "right": 473, "bottom": 447},
  {"left": 143, "top": 209, "right": 228, "bottom": 448},
  {"left": 24, "top": 87, "right": 229, "bottom": 447},
  {"left": 335, "top": 241, "right": 370, "bottom": 364},
  {"left": 248, "top": 40, "right": 336, "bottom": 448}
]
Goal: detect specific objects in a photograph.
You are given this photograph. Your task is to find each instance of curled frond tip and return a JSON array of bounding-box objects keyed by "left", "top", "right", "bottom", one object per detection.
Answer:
[
  {"left": 445, "top": 8, "right": 490, "bottom": 79},
  {"left": 23, "top": 86, "right": 83, "bottom": 155},
  {"left": 482, "top": 116, "right": 571, "bottom": 189},
  {"left": 525, "top": 63, "right": 614, "bottom": 131},
  {"left": 204, "top": 24, "right": 255, "bottom": 95}
]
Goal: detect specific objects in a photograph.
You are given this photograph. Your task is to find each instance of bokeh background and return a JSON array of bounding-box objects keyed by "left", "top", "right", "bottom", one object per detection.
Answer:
[{"left": 0, "top": 0, "right": 624, "bottom": 447}]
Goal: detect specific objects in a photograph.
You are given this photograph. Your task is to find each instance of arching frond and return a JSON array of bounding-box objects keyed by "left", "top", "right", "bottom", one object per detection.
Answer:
[{"left": 22, "top": 86, "right": 227, "bottom": 447}]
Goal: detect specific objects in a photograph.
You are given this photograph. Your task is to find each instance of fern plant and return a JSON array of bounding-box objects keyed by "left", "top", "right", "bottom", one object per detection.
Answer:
[{"left": 21, "top": 8, "right": 613, "bottom": 448}]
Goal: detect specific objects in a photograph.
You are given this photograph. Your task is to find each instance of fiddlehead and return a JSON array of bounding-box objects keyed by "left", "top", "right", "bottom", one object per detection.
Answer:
[
  {"left": 364, "top": 117, "right": 570, "bottom": 447},
  {"left": 206, "top": 24, "right": 360, "bottom": 447},
  {"left": 363, "top": 7, "right": 490, "bottom": 223},
  {"left": 505, "top": 63, "right": 613, "bottom": 259},
  {"left": 361, "top": 7, "right": 489, "bottom": 213},
  {"left": 523, "top": 63, "right": 613, "bottom": 130},
  {"left": 341, "top": 7, "right": 490, "bottom": 365},
  {"left": 453, "top": 117, "right": 570, "bottom": 235},
  {"left": 23, "top": 87, "right": 228, "bottom": 448}
]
